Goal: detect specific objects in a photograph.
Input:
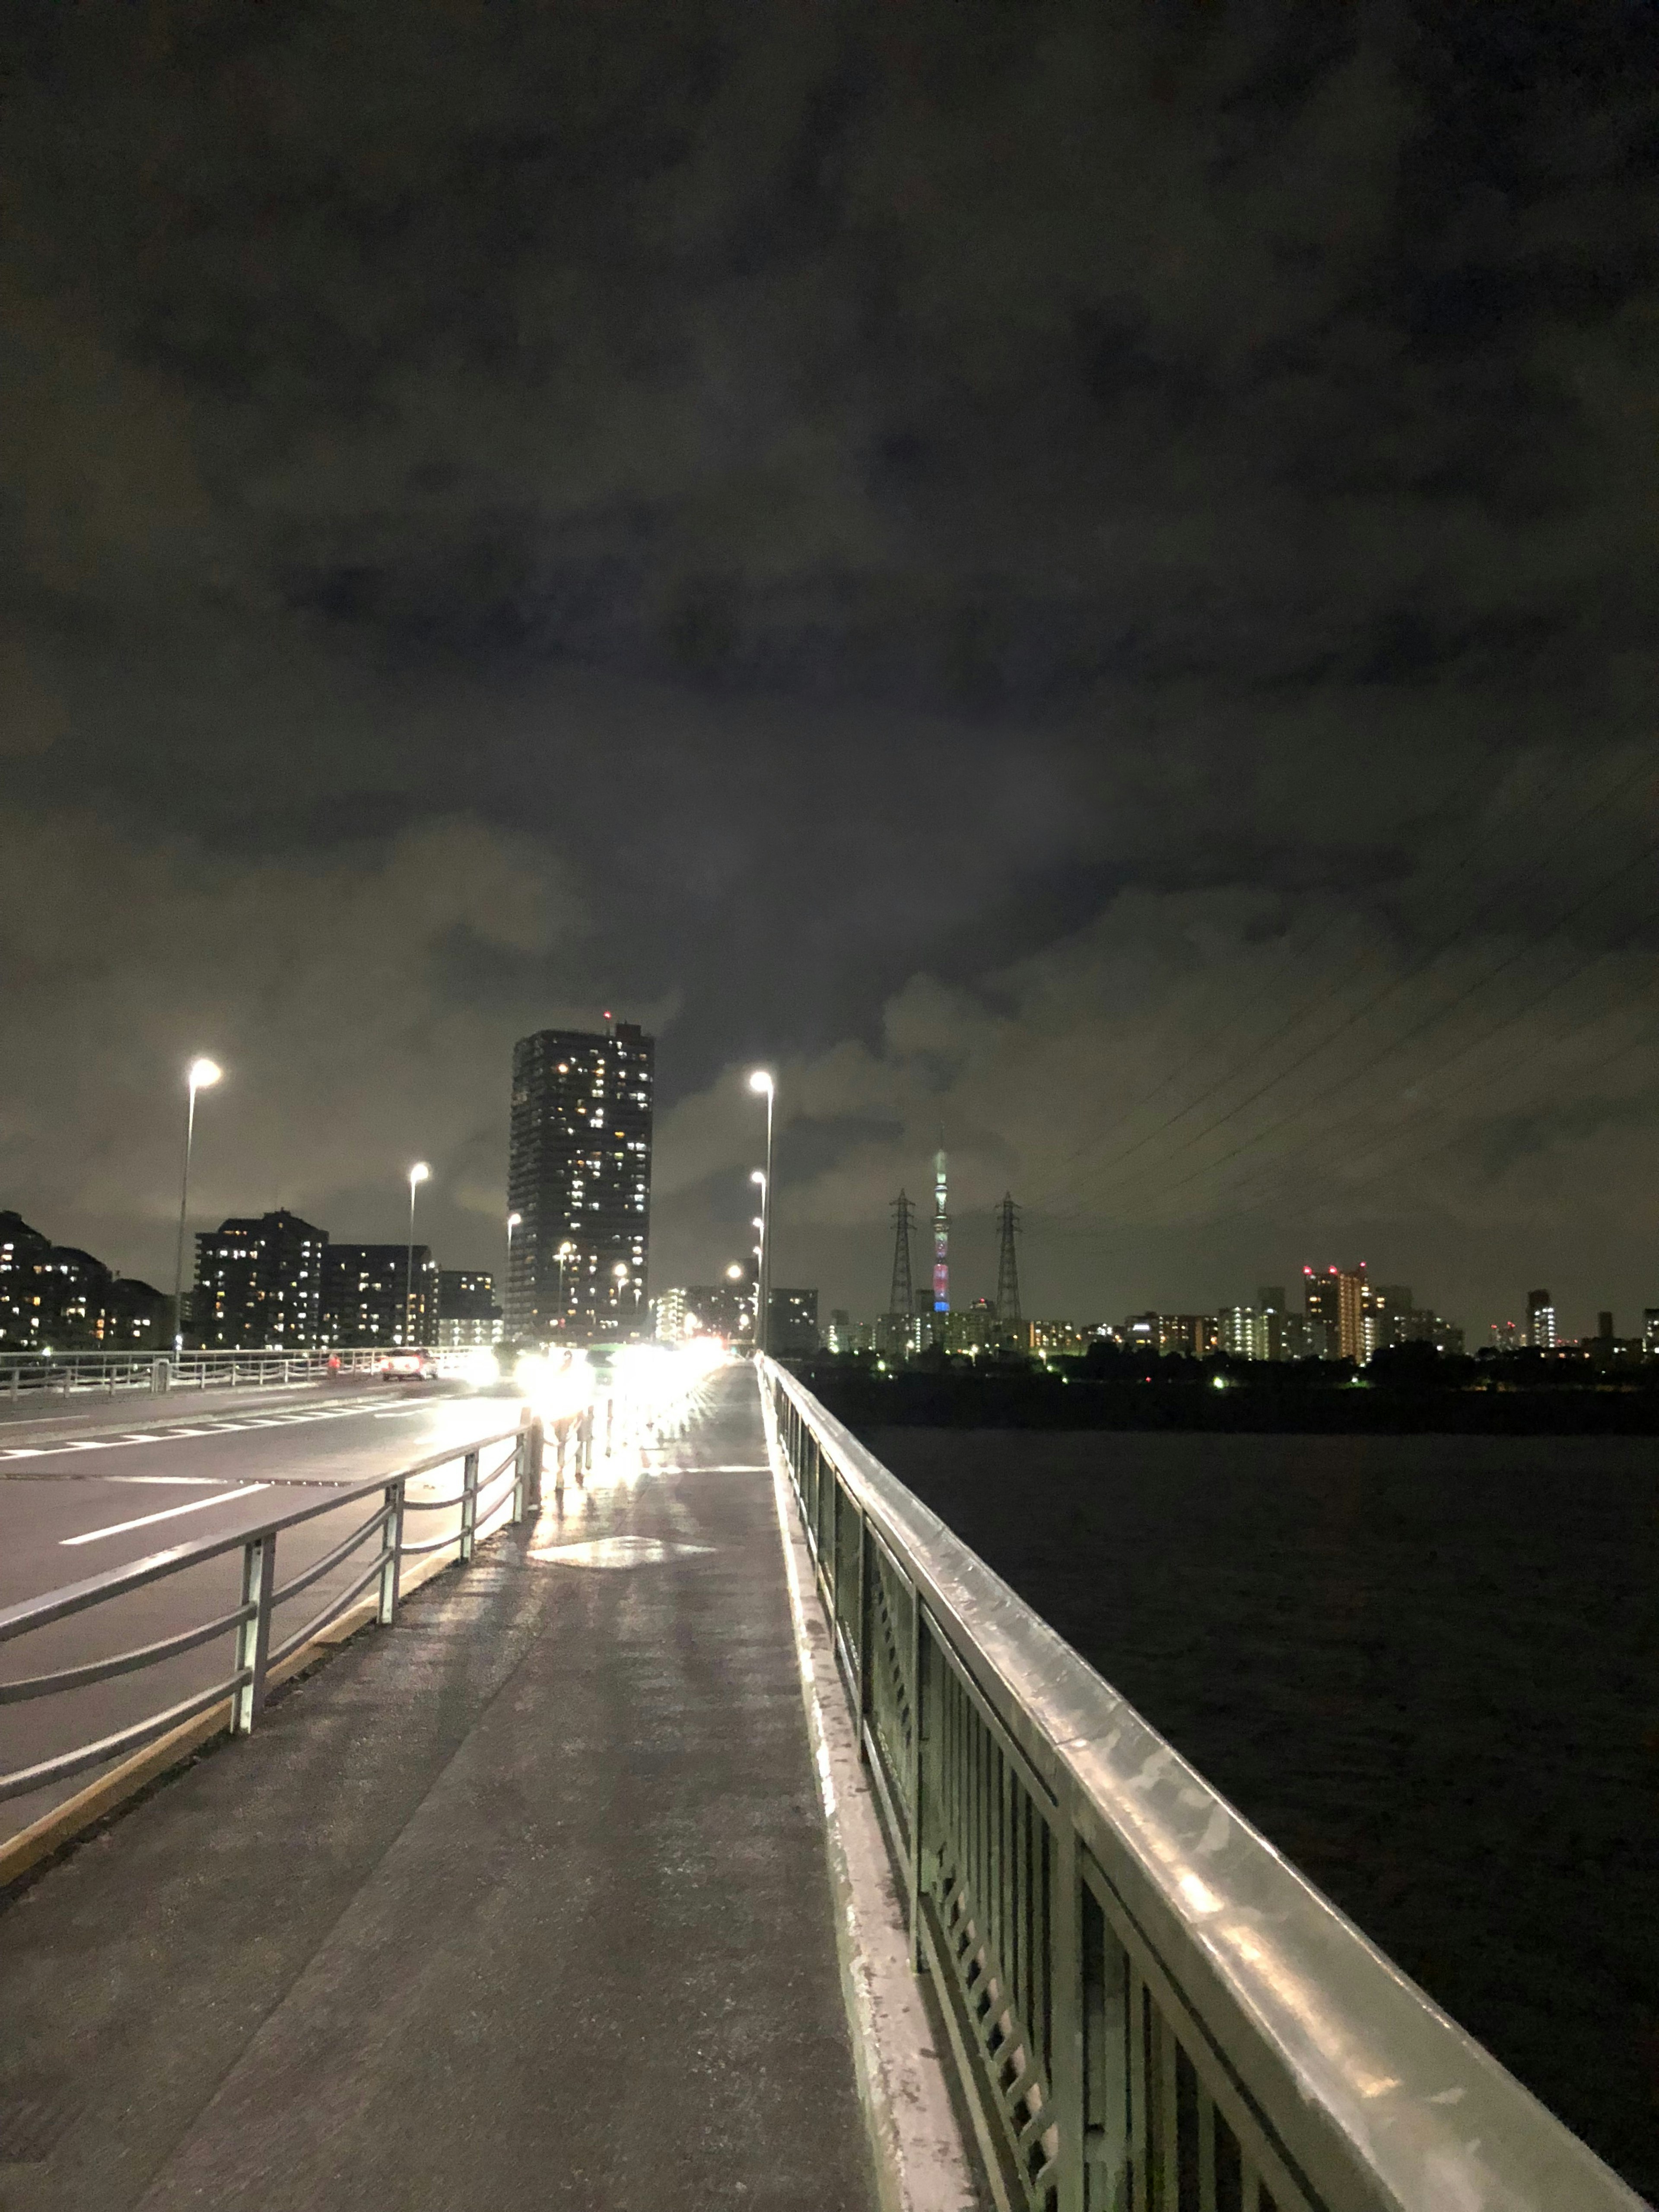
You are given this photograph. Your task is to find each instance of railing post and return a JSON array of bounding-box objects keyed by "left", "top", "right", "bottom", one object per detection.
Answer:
[
  {"left": 378, "top": 1479, "right": 405, "bottom": 1624},
  {"left": 908, "top": 1593, "right": 926, "bottom": 1972},
  {"left": 233, "top": 1530, "right": 276, "bottom": 1734},
  {"left": 458, "top": 1449, "right": 480, "bottom": 1563},
  {"left": 528, "top": 1417, "right": 544, "bottom": 1511},
  {"left": 855, "top": 1508, "right": 871, "bottom": 1765}
]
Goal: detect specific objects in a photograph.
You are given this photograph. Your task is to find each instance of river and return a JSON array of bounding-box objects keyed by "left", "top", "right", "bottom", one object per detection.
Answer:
[{"left": 869, "top": 1425, "right": 1658, "bottom": 2200}]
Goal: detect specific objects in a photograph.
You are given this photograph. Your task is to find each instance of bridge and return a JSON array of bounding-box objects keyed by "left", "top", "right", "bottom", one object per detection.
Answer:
[{"left": 0, "top": 1355, "right": 1644, "bottom": 2209}]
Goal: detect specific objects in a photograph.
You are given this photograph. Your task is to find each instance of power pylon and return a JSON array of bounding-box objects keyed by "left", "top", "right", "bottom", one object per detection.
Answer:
[
  {"left": 888, "top": 1191, "right": 916, "bottom": 1316},
  {"left": 994, "top": 1193, "right": 1022, "bottom": 1324}
]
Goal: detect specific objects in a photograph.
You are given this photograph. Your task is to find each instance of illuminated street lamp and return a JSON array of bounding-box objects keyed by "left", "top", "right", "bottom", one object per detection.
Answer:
[
  {"left": 505, "top": 1210, "right": 522, "bottom": 1335},
  {"left": 405, "top": 1163, "right": 430, "bottom": 1345},
  {"left": 747, "top": 1067, "right": 775, "bottom": 1357},
  {"left": 172, "top": 1057, "right": 222, "bottom": 1356}
]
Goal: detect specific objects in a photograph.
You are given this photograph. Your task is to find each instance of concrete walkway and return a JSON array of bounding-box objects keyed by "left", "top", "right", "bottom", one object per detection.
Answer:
[{"left": 0, "top": 1367, "right": 877, "bottom": 2210}]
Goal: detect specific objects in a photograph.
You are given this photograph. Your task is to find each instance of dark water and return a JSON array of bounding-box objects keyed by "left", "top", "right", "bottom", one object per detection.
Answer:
[{"left": 871, "top": 1426, "right": 1659, "bottom": 2200}]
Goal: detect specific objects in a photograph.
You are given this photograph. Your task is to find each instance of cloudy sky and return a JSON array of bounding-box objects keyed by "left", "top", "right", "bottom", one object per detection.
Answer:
[{"left": 4, "top": 1, "right": 1659, "bottom": 1340}]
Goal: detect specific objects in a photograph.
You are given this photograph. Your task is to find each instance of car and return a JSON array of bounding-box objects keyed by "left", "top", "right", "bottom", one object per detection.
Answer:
[{"left": 379, "top": 1351, "right": 435, "bottom": 1381}]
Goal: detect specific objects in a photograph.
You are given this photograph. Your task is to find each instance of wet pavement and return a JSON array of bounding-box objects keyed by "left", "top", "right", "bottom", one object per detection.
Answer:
[{"left": 0, "top": 1365, "right": 875, "bottom": 2211}]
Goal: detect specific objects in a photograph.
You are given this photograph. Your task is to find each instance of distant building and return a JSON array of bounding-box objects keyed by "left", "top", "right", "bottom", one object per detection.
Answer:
[
  {"left": 506, "top": 1020, "right": 653, "bottom": 1343},
  {"left": 0, "top": 1212, "right": 170, "bottom": 1351},
  {"left": 768, "top": 1287, "right": 819, "bottom": 1357},
  {"left": 0, "top": 1213, "right": 49, "bottom": 1345},
  {"left": 1597, "top": 1310, "right": 1615, "bottom": 1344},
  {"left": 194, "top": 1211, "right": 327, "bottom": 1351},
  {"left": 823, "top": 1309, "right": 872, "bottom": 1354},
  {"left": 681, "top": 1278, "right": 756, "bottom": 1344},
  {"left": 100, "top": 1277, "right": 168, "bottom": 1349},
  {"left": 651, "top": 1287, "right": 690, "bottom": 1343},
  {"left": 437, "top": 1269, "right": 501, "bottom": 1349},
  {"left": 1123, "top": 1312, "right": 1215, "bottom": 1358},
  {"left": 1304, "top": 1265, "right": 1365, "bottom": 1360},
  {"left": 324, "top": 1243, "right": 437, "bottom": 1348},
  {"left": 1361, "top": 1283, "right": 1414, "bottom": 1359},
  {"left": 944, "top": 1298, "right": 1002, "bottom": 1355},
  {"left": 1256, "top": 1287, "right": 1288, "bottom": 1361},
  {"left": 1033, "top": 1319, "right": 1090, "bottom": 1356},
  {"left": 1219, "top": 1306, "right": 1271, "bottom": 1360},
  {"left": 1644, "top": 1309, "right": 1659, "bottom": 1359},
  {"left": 1526, "top": 1289, "right": 1557, "bottom": 1350}
]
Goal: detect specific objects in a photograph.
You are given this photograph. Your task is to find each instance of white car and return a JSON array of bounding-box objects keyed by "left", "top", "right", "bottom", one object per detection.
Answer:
[{"left": 379, "top": 1351, "right": 435, "bottom": 1382}]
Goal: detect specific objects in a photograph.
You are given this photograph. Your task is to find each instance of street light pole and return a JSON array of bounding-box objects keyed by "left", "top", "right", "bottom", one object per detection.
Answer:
[
  {"left": 747, "top": 1070, "right": 775, "bottom": 1357},
  {"left": 172, "top": 1057, "right": 222, "bottom": 1356},
  {"left": 406, "top": 1163, "right": 430, "bottom": 1346},
  {"left": 554, "top": 1240, "right": 576, "bottom": 1340}
]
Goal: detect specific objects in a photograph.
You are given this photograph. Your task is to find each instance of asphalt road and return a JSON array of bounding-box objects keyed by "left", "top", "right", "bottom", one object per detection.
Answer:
[{"left": 0, "top": 1381, "right": 532, "bottom": 1845}]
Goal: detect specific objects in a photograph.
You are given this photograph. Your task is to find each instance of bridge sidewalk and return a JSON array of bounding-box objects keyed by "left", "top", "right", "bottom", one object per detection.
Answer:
[{"left": 0, "top": 1367, "right": 877, "bottom": 2211}]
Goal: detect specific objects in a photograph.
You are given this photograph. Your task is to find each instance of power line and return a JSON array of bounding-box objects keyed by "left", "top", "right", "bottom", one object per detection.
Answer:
[
  {"left": 1090, "top": 826, "right": 1659, "bottom": 1225},
  {"left": 1023, "top": 737, "right": 1617, "bottom": 1208},
  {"left": 1042, "top": 750, "right": 1659, "bottom": 1217}
]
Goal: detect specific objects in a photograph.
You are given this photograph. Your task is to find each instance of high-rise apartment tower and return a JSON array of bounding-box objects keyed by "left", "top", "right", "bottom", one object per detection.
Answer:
[{"left": 507, "top": 1020, "right": 654, "bottom": 1341}]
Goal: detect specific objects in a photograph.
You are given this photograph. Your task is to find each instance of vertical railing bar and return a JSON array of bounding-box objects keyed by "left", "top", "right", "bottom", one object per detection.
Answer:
[
  {"left": 232, "top": 1530, "right": 275, "bottom": 1735},
  {"left": 908, "top": 1590, "right": 926, "bottom": 1969},
  {"left": 1159, "top": 2007, "right": 1180, "bottom": 2212},
  {"left": 378, "top": 1479, "right": 404, "bottom": 1624},
  {"left": 1197, "top": 2084, "right": 1218, "bottom": 2212},
  {"left": 1128, "top": 1968, "right": 1148, "bottom": 2212},
  {"left": 458, "top": 1449, "right": 479, "bottom": 1563},
  {"left": 1241, "top": 2157, "right": 1261, "bottom": 2212},
  {"left": 1050, "top": 1792, "right": 1085, "bottom": 2212}
]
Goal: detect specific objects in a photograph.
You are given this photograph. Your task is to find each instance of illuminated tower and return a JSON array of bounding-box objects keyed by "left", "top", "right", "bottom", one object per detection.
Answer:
[
  {"left": 994, "top": 1194, "right": 1021, "bottom": 1326},
  {"left": 932, "top": 1142, "right": 949, "bottom": 1335},
  {"left": 888, "top": 1191, "right": 916, "bottom": 1316}
]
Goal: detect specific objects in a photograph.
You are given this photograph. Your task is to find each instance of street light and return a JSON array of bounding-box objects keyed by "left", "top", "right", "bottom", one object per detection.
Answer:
[
  {"left": 172, "top": 1057, "right": 222, "bottom": 1356},
  {"left": 406, "top": 1163, "right": 430, "bottom": 1346},
  {"left": 747, "top": 1068, "right": 774, "bottom": 1357},
  {"left": 505, "top": 1211, "right": 521, "bottom": 1333}
]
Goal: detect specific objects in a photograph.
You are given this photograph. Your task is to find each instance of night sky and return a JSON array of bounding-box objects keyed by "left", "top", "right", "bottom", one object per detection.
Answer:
[{"left": 4, "top": 2, "right": 1659, "bottom": 1338}]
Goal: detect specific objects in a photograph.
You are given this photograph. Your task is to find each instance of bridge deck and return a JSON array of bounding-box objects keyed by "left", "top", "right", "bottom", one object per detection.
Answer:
[{"left": 0, "top": 1367, "right": 877, "bottom": 2210}]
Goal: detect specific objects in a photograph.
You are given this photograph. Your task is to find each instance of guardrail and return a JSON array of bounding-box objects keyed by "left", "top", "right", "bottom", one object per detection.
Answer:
[
  {"left": 0, "top": 1346, "right": 444, "bottom": 1402},
  {"left": 0, "top": 1417, "right": 543, "bottom": 1809},
  {"left": 761, "top": 1360, "right": 1644, "bottom": 2212}
]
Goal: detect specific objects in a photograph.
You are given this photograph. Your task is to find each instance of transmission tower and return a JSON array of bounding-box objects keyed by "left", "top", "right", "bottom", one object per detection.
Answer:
[
  {"left": 994, "top": 1193, "right": 1022, "bottom": 1324},
  {"left": 888, "top": 1191, "right": 916, "bottom": 1315}
]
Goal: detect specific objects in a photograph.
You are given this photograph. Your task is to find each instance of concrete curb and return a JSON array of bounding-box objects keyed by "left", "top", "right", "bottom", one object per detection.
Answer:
[
  {"left": 0, "top": 1545, "right": 460, "bottom": 1891},
  {"left": 758, "top": 1373, "right": 984, "bottom": 2212}
]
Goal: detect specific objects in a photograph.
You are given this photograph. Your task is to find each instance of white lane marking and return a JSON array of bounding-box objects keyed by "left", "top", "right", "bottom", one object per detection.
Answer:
[
  {"left": 0, "top": 1395, "right": 433, "bottom": 1463},
  {"left": 61, "top": 1483, "right": 273, "bottom": 1546}
]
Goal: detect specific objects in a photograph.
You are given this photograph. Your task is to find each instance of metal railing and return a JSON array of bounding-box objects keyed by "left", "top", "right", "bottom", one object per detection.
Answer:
[
  {"left": 762, "top": 1360, "right": 1644, "bottom": 2212},
  {"left": 0, "top": 1346, "right": 446, "bottom": 1403},
  {"left": 0, "top": 1418, "right": 543, "bottom": 1808}
]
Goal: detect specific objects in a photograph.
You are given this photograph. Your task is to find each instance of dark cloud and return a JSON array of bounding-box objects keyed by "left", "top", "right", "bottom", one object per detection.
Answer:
[{"left": 3, "top": 0, "right": 1659, "bottom": 1333}]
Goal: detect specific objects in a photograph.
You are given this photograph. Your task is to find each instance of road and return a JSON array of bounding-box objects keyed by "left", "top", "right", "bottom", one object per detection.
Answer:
[{"left": 0, "top": 1380, "right": 533, "bottom": 1845}]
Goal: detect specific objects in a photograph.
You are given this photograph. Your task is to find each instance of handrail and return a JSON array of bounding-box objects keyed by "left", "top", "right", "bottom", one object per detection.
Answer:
[
  {"left": 760, "top": 1358, "right": 1644, "bottom": 2212},
  {"left": 0, "top": 1427, "right": 524, "bottom": 1648},
  {"left": 0, "top": 1417, "right": 543, "bottom": 1808}
]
